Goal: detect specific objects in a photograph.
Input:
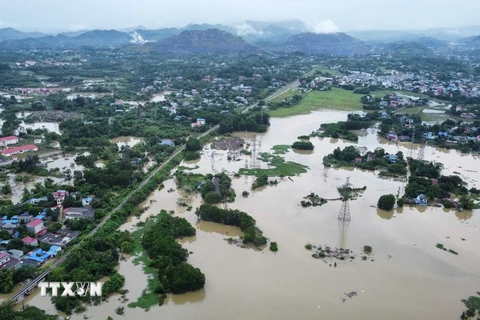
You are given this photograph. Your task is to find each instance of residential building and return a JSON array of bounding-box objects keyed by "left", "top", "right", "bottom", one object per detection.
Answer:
[
  {"left": 63, "top": 206, "right": 94, "bottom": 220},
  {"left": 2, "top": 258, "right": 22, "bottom": 270},
  {"left": 18, "top": 212, "right": 33, "bottom": 223},
  {"left": 28, "top": 248, "right": 51, "bottom": 264},
  {"left": 8, "top": 249, "right": 24, "bottom": 260},
  {"left": 0, "top": 251, "right": 11, "bottom": 267},
  {"left": 26, "top": 219, "right": 45, "bottom": 234},
  {"left": 0, "top": 136, "right": 19, "bottom": 147},
  {"left": 1, "top": 219, "right": 19, "bottom": 229},
  {"left": 1, "top": 144, "right": 38, "bottom": 157},
  {"left": 22, "top": 236, "right": 39, "bottom": 247}
]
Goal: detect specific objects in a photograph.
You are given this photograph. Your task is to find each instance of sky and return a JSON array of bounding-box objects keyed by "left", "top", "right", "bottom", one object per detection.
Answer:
[{"left": 0, "top": 0, "right": 479, "bottom": 33}]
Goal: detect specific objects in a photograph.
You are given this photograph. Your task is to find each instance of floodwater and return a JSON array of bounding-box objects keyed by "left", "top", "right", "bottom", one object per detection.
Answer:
[
  {"left": 17, "top": 121, "right": 61, "bottom": 135},
  {"left": 110, "top": 136, "right": 144, "bottom": 149},
  {"left": 25, "top": 110, "right": 480, "bottom": 320}
]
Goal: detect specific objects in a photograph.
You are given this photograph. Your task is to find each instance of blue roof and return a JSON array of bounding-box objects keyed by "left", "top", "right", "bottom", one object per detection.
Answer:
[
  {"left": 47, "top": 246, "right": 61, "bottom": 255},
  {"left": 28, "top": 249, "right": 51, "bottom": 262},
  {"left": 2, "top": 220, "right": 19, "bottom": 224},
  {"left": 2, "top": 215, "right": 7, "bottom": 220},
  {"left": 11, "top": 215, "right": 18, "bottom": 219},
  {"left": 0, "top": 240, "right": 10, "bottom": 245},
  {"left": 160, "top": 139, "right": 175, "bottom": 146}
]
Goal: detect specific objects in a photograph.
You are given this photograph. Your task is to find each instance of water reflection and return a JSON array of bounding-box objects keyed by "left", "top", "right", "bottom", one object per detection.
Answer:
[
  {"left": 196, "top": 221, "right": 244, "bottom": 237},
  {"left": 168, "top": 289, "right": 206, "bottom": 305},
  {"left": 377, "top": 208, "right": 394, "bottom": 220},
  {"left": 292, "top": 149, "right": 314, "bottom": 155},
  {"left": 455, "top": 210, "right": 473, "bottom": 221}
]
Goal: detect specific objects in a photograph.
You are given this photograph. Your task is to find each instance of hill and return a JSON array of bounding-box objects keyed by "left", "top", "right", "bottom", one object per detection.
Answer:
[
  {"left": 459, "top": 35, "right": 480, "bottom": 48},
  {"left": 136, "top": 28, "right": 180, "bottom": 41},
  {"left": 154, "top": 29, "right": 260, "bottom": 54},
  {"left": 386, "top": 42, "right": 433, "bottom": 56},
  {"left": 283, "top": 32, "right": 365, "bottom": 55},
  {"left": 74, "top": 30, "right": 133, "bottom": 46},
  {"left": 0, "top": 28, "right": 45, "bottom": 40}
]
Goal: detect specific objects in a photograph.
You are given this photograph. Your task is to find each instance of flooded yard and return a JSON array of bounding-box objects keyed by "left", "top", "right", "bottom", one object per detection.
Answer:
[
  {"left": 21, "top": 110, "right": 480, "bottom": 320},
  {"left": 110, "top": 136, "right": 144, "bottom": 149}
]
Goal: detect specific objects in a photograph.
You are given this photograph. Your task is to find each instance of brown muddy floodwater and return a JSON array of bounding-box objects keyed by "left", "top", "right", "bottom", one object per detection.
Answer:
[{"left": 23, "top": 111, "right": 480, "bottom": 320}]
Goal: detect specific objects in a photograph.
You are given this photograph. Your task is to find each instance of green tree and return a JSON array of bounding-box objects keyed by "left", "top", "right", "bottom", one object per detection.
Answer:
[
  {"left": 1, "top": 183, "right": 12, "bottom": 194},
  {"left": 185, "top": 138, "right": 201, "bottom": 152},
  {"left": 204, "top": 191, "right": 221, "bottom": 204},
  {"left": 0, "top": 268, "right": 14, "bottom": 293},
  {"left": 377, "top": 194, "right": 396, "bottom": 211}
]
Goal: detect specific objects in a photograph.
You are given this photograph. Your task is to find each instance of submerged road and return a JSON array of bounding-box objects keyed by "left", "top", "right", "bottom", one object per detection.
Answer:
[{"left": 7, "top": 77, "right": 300, "bottom": 304}]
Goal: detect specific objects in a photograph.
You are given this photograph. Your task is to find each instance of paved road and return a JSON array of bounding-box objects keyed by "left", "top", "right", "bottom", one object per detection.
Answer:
[{"left": 7, "top": 78, "right": 299, "bottom": 304}]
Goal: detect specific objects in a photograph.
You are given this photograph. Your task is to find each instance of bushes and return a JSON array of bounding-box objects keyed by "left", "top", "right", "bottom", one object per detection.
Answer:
[
  {"left": 396, "top": 198, "right": 404, "bottom": 208},
  {"left": 377, "top": 194, "right": 396, "bottom": 211},
  {"left": 252, "top": 175, "right": 268, "bottom": 190},
  {"left": 269, "top": 242, "right": 278, "bottom": 252},
  {"left": 292, "top": 141, "right": 314, "bottom": 150},
  {"left": 204, "top": 191, "right": 222, "bottom": 204}
]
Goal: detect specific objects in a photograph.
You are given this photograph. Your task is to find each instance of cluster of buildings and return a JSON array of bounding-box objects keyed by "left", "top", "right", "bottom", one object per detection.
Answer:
[
  {"left": 0, "top": 135, "right": 39, "bottom": 157},
  {"left": 0, "top": 191, "right": 95, "bottom": 270}
]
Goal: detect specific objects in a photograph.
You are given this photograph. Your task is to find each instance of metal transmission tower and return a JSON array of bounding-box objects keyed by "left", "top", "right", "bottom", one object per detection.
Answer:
[
  {"left": 338, "top": 178, "right": 352, "bottom": 223},
  {"left": 250, "top": 135, "right": 261, "bottom": 169},
  {"left": 223, "top": 195, "right": 228, "bottom": 210},
  {"left": 417, "top": 135, "right": 426, "bottom": 161},
  {"left": 211, "top": 152, "right": 215, "bottom": 174}
]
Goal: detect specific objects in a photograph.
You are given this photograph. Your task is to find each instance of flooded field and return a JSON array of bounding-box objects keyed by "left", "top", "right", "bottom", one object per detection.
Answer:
[
  {"left": 110, "top": 136, "right": 144, "bottom": 149},
  {"left": 17, "top": 121, "right": 61, "bottom": 135},
  {"left": 23, "top": 110, "right": 480, "bottom": 319}
]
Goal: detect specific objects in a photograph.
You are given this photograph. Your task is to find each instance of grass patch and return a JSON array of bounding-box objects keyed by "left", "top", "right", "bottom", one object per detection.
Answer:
[
  {"left": 239, "top": 153, "right": 308, "bottom": 177},
  {"left": 271, "top": 145, "right": 290, "bottom": 154},
  {"left": 127, "top": 215, "right": 161, "bottom": 309},
  {"left": 268, "top": 88, "right": 303, "bottom": 104},
  {"left": 270, "top": 242, "right": 278, "bottom": 252},
  {"left": 268, "top": 88, "right": 364, "bottom": 117}
]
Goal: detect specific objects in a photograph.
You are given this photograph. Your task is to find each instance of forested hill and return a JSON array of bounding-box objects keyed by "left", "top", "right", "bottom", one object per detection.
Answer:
[{"left": 154, "top": 29, "right": 261, "bottom": 54}]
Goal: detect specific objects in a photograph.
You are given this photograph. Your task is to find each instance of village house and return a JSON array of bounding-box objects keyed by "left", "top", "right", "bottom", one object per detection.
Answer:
[
  {"left": 160, "top": 139, "right": 175, "bottom": 147},
  {"left": 0, "top": 251, "right": 11, "bottom": 267},
  {"left": 38, "top": 229, "right": 79, "bottom": 247},
  {"left": 26, "top": 219, "right": 45, "bottom": 235},
  {"left": 63, "top": 206, "right": 95, "bottom": 220},
  {"left": 22, "top": 236, "right": 39, "bottom": 247},
  {"left": 1, "top": 144, "right": 38, "bottom": 157},
  {"left": 460, "top": 113, "right": 476, "bottom": 119},
  {"left": 0, "top": 136, "right": 19, "bottom": 147}
]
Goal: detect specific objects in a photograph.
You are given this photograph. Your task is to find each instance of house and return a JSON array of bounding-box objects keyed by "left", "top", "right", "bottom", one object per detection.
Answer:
[
  {"left": 160, "top": 139, "right": 175, "bottom": 147},
  {"left": 460, "top": 113, "right": 476, "bottom": 119},
  {"left": 1, "top": 144, "right": 38, "bottom": 157},
  {"left": 27, "top": 249, "right": 51, "bottom": 263},
  {"left": 385, "top": 154, "right": 398, "bottom": 163},
  {"left": 22, "top": 196, "right": 48, "bottom": 205},
  {"left": 47, "top": 245, "right": 61, "bottom": 257},
  {"left": 366, "top": 152, "right": 376, "bottom": 161},
  {"left": 18, "top": 212, "right": 33, "bottom": 223},
  {"left": 39, "top": 230, "right": 79, "bottom": 247},
  {"left": 20, "top": 259, "right": 41, "bottom": 268},
  {"left": 353, "top": 157, "right": 363, "bottom": 163},
  {"left": 438, "top": 131, "right": 449, "bottom": 137},
  {"left": 415, "top": 194, "right": 428, "bottom": 206},
  {"left": 26, "top": 219, "right": 45, "bottom": 234},
  {"left": 431, "top": 178, "right": 439, "bottom": 185},
  {"left": 387, "top": 133, "right": 398, "bottom": 141},
  {"left": 0, "top": 251, "right": 12, "bottom": 267},
  {"left": 0, "top": 136, "right": 19, "bottom": 147},
  {"left": 81, "top": 197, "right": 93, "bottom": 206},
  {"left": 456, "top": 105, "right": 464, "bottom": 112},
  {"left": 52, "top": 190, "right": 69, "bottom": 200},
  {"left": 63, "top": 206, "right": 94, "bottom": 220},
  {"left": 22, "top": 236, "right": 38, "bottom": 247},
  {"left": 399, "top": 135, "right": 411, "bottom": 141},
  {"left": 196, "top": 118, "right": 206, "bottom": 125},
  {"left": 2, "top": 258, "right": 22, "bottom": 270},
  {"left": 34, "top": 138, "right": 42, "bottom": 144},
  {"left": 8, "top": 249, "right": 24, "bottom": 260},
  {"left": 1, "top": 219, "right": 19, "bottom": 229}
]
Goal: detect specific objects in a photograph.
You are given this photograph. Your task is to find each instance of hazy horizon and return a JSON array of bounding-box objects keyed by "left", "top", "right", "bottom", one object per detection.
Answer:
[{"left": 0, "top": 0, "right": 479, "bottom": 34}]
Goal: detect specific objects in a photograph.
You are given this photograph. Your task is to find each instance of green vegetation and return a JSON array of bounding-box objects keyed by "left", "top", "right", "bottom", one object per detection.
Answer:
[
  {"left": 240, "top": 152, "right": 308, "bottom": 178},
  {"left": 268, "top": 88, "right": 365, "bottom": 117},
  {"left": 462, "top": 292, "right": 480, "bottom": 312},
  {"left": 305, "top": 244, "right": 313, "bottom": 250},
  {"left": 196, "top": 204, "right": 267, "bottom": 248},
  {"left": 271, "top": 144, "right": 290, "bottom": 154},
  {"left": 323, "top": 146, "right": 407, "bottom": 177},
  {"left": 269, "top": 242, "right": 278, "bottom": 252},
  {"left": 363, "top": 246, "right": 373, "bottom": 254},
  {"left": 377, "top": 194, "right": 396, "bottom": 211},
  {"left": 291, "top": 141, "right": 314, "bottom": 151},
  {"left": 436, "top": 243, "right": 458, "bottom": 255},
  {"left": 0, "top": 302, "right": 58, "bottom": 320},
  {"left": 314, "top": 113, "right": 377, "bottom": 141},
  {"left": 176, "top": 171, "right": 235, "bottom": 204},
  {"left": 301, "top": 193, "right": 328, "bottom": 207},
  {"left": 252, "top": 175, "right": 268, "bottom": 190}
]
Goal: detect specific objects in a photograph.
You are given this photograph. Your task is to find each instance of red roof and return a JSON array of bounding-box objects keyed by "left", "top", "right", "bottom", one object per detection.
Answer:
[
  {"left": 27, "top": 219, "right": 43, "bottom": 228},
  {"left": 2, "top": 144, "right": 37, "bottom": 156},
  {"left": 0, "top": 136, "right": 18, "bottom": 142},
  {"left": 0, "top": 251, "right": 9, "bottom": 260},
  {"left": 22, "top": 236, "right": 37, "bottom": 244}
]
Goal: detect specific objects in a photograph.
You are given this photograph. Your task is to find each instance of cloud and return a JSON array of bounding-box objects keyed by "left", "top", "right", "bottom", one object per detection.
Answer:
[
  {"left": 309, "top": 19, "right": 340, "bottom": 34},
  {"left": 235, "top": 23, "right": 264, "bottom": 36}
]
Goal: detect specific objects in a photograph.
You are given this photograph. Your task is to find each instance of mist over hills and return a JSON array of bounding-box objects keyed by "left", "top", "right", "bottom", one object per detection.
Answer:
[{"left": 0, "top": 20, "right": 479, "bottom": 54}]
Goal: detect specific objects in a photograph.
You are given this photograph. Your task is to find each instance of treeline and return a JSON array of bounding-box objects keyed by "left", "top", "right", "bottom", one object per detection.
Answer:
[
  {"left": 292, "top": 141, "right": 314, "bottom": 150},
  {"left": 218, "top": 112, "right": 270, "bottom": 134},
  {"left": 267, "top": 93, "right": 303, "bottom": 110},
  {"left": 317, "top": 113, "right": 375, "bottom": 142},
  {"left": 141, "top": 211, "right": 205, "bottom": 298},
  {"left": 196, "top": 204, "right": 267, "bottom": 247}
]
